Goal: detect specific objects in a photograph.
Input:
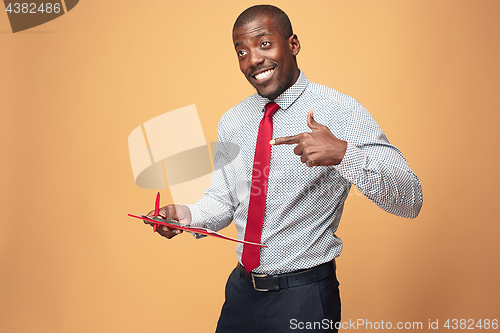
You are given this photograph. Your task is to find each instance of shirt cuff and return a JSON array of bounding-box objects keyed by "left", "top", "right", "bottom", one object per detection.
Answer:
[
  {"left": 185, "top": 204, "right": 207, "bottom": 239},
  {"left": 334, "top": 143, "right": 366, "bottom": 183},
  {"left": 186, "top": 204, "right": 204, "bottom": 227}
]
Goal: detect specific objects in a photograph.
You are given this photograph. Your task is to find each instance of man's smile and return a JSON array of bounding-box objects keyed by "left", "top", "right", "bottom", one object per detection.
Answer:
[{"left": 251, "top": 67, "right": 275, "bottom": 83}]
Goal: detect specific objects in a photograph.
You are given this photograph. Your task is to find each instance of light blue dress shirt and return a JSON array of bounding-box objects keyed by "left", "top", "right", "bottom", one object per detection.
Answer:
[{"left": 187, "top": 71, "right": 423, "bottom": 275}]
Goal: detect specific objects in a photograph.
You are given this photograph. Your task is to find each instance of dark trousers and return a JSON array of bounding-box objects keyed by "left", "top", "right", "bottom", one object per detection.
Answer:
[{"left": 215, "top": 263, "right": 341, "bottom": 333}]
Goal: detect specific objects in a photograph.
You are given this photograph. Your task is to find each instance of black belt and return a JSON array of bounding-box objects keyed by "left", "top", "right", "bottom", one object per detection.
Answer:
[{"left": 238, "top": 259, "right": 336, "bottom": 292}]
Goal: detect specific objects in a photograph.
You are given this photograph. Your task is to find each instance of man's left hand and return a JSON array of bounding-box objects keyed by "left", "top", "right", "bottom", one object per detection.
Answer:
[{"left": 270, "top": 110, "right": 347, "bottom": 167}]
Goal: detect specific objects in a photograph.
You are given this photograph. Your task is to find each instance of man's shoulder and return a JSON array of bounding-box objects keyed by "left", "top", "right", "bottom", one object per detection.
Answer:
[
  {"left": 215, "top": 94, "right": 262, "bottom": 134},
  {"left": 305, "top": 80, "right": 362, "bottom": 111},
  {"left": 231, "top": 93, "right": 262, "bottom": 112},
  {"left": 219, "top": 94, "right": 261, "bottom": 122}
]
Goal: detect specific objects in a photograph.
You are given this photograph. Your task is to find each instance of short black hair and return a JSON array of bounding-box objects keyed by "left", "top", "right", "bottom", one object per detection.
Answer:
[{"left": 233, "top": 5, "right": 293, "bottom": 40}]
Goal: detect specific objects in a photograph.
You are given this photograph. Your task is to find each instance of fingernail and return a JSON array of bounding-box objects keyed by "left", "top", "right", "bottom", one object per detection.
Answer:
[
  {"left": 175, "top": 230, "right": 181, "bottom": 234},
  {"left": 162, "top": 226, "right": 168, "bottom": 232},
  {"left": 269, "top": 139, "right": 275, "bottom": 145}
]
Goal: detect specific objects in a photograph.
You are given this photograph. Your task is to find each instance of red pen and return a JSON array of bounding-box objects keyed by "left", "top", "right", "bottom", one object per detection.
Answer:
[{"left": 153, "top": 192, "right": 160, "bottom": 232}]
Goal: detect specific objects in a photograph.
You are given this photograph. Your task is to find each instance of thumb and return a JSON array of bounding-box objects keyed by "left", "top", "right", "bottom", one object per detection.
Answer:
[{"left": 307, "top": 110, "right": 323, "bottom": 131}]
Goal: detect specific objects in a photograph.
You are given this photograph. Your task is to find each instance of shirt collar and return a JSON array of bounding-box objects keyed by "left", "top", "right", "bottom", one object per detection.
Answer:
[{"left": 256, "top": 70, "right": 309, "bottom": 112}]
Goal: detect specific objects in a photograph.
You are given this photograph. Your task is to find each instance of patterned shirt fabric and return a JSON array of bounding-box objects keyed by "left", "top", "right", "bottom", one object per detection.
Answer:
[{"left": 187, "top": 70, "right": 423, "bottom": 275}]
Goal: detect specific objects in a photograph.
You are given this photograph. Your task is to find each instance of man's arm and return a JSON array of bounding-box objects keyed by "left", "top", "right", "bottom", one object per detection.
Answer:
[{"left": 272, "top": 109, "right": 423, "bottom": 218}]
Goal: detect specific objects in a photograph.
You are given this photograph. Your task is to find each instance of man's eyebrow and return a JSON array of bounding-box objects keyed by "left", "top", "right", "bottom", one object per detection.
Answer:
[{"left": 254, "top": 32, "right": 271, "bottom": 39}]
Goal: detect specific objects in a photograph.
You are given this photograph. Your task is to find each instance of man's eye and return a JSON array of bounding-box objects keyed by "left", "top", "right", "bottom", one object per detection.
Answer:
[
  {"left": 261, "top": 41, "right": 270, "bottom": 47},
  {"left": 238, "top": 50, "right": 247, "bottom": 56}
]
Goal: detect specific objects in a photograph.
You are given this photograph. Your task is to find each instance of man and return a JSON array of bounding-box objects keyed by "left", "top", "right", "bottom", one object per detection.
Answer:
[{"left": 147, "top": 5, "right": 422, "bottom": 332}]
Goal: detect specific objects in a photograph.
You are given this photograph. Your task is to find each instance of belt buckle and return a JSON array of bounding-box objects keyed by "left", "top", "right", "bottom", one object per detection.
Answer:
[{"left": 251, "top": 273, "right": 269, "bottom": 292}]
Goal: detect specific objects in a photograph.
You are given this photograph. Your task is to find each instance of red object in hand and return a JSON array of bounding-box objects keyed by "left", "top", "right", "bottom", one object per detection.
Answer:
[
  {"left": 129, "top": 214, "right": 267, "bottom": 247},
  {"left": 153, "top": 192, "right": 160, "bottom": 232}
]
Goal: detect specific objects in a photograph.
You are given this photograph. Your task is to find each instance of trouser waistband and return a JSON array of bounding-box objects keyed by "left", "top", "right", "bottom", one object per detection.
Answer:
[{"left": 238, "top": 259, "right": 336, "bottom": 292}]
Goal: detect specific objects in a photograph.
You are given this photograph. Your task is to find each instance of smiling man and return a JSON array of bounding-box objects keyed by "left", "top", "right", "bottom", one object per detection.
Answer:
[
  {"left": 233, "top": 13, "right": 300, "bottom": 101},
  {"left": 148, "top": 5, "right": 422, "bottom": 333}
]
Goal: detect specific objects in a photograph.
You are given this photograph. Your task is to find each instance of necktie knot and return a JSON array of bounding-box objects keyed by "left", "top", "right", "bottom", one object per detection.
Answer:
[{"left": 264, "top": 102, "right": 279, "bottom": 117}]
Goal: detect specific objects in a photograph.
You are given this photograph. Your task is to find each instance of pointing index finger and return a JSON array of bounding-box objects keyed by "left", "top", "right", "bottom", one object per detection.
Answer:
[{"left": 270, "top": 135, "right": 301, "bottom": 146}]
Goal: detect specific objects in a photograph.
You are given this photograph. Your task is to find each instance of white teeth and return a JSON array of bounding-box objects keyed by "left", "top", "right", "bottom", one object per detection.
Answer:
[{"left": 254, "top": 69, "right": 274, "bottom": 80}]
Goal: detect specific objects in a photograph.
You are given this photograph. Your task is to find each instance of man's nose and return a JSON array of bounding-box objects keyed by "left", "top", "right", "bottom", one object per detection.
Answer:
[{"left": 248, "top": 50, "right": 264, "bottom": 68}]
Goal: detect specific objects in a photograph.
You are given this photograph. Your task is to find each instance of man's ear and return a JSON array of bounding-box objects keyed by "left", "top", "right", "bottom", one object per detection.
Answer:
[{"left": 289, "top": 34, "right": 301, "bottom": 56}]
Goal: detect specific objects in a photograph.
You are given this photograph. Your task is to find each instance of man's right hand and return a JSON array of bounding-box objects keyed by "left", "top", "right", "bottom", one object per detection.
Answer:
[{"left": 145, "top": 204, "right": 192, "bottom": 239}]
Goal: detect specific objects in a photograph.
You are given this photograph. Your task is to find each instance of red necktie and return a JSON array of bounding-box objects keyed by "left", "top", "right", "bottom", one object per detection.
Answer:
[{"left": 241, "top": 102, "right": 279, "bottom": 273}]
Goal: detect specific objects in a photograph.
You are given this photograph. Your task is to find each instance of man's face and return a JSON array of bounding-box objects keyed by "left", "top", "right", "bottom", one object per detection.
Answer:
[{"left": 232, "top": 16, "right": 300, "bottom": 101}]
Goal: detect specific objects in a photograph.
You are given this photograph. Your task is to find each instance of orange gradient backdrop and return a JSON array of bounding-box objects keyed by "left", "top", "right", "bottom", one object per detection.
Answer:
[{"left": 1, "top": 1, "right": 499, "bottom": 332}]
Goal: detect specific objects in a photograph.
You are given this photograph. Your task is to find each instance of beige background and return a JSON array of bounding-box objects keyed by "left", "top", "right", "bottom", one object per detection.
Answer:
[{"left": 1, "top": 0, "right": 499, "bottom": 332}]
